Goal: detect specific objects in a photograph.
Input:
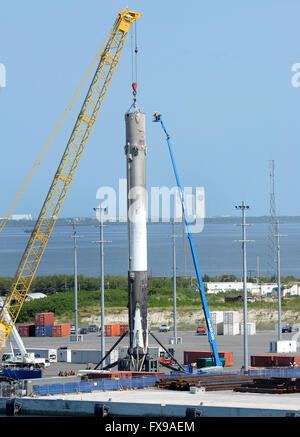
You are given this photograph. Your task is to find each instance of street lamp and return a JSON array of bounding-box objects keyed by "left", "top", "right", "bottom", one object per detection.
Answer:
[{"left": 93, "top": 205, "right": 111, "bottom": 364}]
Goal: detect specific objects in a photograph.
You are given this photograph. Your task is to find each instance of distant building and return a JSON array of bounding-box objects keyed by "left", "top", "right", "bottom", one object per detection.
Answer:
[
  {"left": 282, "top": 284, "right": 300, "bottom": 297},
  {"left": 25, "top": 292, "right": 47, "bottom": 301},
  {"left": 205, "top": 281, "right": 300, "bottom": 297},
  {"left": 10, "top": 214, "right": 33, "bottom": 221}
]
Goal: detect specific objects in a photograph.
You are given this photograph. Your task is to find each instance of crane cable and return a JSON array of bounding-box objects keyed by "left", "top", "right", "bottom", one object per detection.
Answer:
[
  {"left": 131, "top": 21, "right": 138, "bottom": 102},
  {"left": 0, "top": 29, "right": 112, "bottom": 234}
]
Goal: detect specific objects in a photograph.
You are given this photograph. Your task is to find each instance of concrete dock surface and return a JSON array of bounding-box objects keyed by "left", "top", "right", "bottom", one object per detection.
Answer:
[{"left": 24, "top": 388, "right": 300, "bottom": 417}]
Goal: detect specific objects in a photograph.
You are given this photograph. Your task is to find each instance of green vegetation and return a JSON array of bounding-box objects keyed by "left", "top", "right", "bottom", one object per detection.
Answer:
[{"left": 0, "top": 274, "right": 298, "bottom": 325}]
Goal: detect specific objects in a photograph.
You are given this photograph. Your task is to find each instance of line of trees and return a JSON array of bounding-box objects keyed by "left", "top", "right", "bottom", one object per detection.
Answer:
[{"left": 0, "top": 274, "right": 299, "bottom": 297}]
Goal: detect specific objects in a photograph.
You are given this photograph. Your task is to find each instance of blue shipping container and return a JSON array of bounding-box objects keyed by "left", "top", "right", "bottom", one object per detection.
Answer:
[
  {"left": 2, "top": 369, "right": 42, "bottom": 379},
  {"left": 35, "top": 324, "right": 53, "bottom": 337}
]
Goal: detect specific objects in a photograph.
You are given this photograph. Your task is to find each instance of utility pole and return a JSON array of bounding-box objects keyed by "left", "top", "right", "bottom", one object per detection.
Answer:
[
  {"left": 182, "top": 213, "right": 187, "bottom": 279},
  {"left": 172, "top": 221, "right": 179, "bottom": 342},
  {"left": 73, "top": 222, "right": 78, "bottom": 339},
  {"left": 267, "top": 160, "right": 277, "bottom": 278},
  {"left": 275, "top": 220, "right": 287, "bottom": 341},
  {"left": 235, "top": 201, "right": 252, "bottom": 372},
  {"left": 93, "top": 206, "right": 111, "bottom": 363},
  {"left": 71, "top": 220, "right": 82, "bottom": 341}
]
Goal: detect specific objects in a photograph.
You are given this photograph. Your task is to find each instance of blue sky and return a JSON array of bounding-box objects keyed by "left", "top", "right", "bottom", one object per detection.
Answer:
[{"left": 1, "top": 0, "right": 300, "bottom": 218}]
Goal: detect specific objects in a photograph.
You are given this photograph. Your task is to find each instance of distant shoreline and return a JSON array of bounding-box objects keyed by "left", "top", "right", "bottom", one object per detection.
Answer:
[{"left": 3, "top": 215, "right": 300, "bottom": 227}]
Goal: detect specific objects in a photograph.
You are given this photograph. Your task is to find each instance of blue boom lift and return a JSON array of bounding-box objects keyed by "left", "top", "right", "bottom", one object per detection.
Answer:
[{"left": 153, "top": 113, "right": 223, "bottom": 370}]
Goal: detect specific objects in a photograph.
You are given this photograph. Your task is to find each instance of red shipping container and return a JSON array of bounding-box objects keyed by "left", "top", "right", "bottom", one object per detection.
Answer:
[
  {"left": 35, "top": 312, "right": 54, "bottom": 326},
  {"left": 184, "top": 350, "right": 233, "bottom": 367},
  {"left": 120, "top": 324, "right": 129, "bottom": 336},
  {"left": 52, "top": 323, "right": 71, "bottom": 337},
  {"left": 104, "top": 324, "right": 120, "bottom": 336},
  {"left": 18, "top": 324, "right": 34, "bottom": 337},
  {"left": 250, "top": 355, "right": 275, "bottom": 367},
  {"left": 272, "top": 355, "right": 300, "bottom": 367}
]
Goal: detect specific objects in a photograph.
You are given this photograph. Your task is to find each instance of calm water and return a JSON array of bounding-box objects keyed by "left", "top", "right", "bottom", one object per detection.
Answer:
[{"left": 0, "top": 222, "right": 299, "bottom": 278}]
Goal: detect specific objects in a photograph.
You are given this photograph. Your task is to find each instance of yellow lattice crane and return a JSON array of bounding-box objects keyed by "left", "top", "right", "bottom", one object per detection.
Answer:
[{"left": 0, "top": 9, "right": 142, "bottom": 350}]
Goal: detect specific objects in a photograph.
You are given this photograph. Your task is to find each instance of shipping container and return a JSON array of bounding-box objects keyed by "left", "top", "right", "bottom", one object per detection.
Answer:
[
  {"left": 71, "top": 349, "right": 118, "bottom": 366},
  {"left": 120, "top": 324, "right": 129, "bottom": 335},
  {"left": 196, "top": 357, "right": 225, "bottom": 368},
  {"left": 251, "top": 355, "right": 275, "bottom": 367},
  {"left": 269, "top": 340, "right": 297, "bottom": 353},
  {"left": 18, "top": 324, "right": 35, "bottom": 337},
  {"left": 211, "top": 311, "right": 224, "bottom": 323},
  {"left": 223, "top": 322, "right": 239, "bottom": 335},
  {"left": 35, "top": 324, "right": 53, "bottom": 337},
  {"left": 184, "top": 350, "right": 233, "bottom": 367},
  {"left": 52, "top": 324, "right": 71, "bottom": 337},
  {"left": 240, "top": 322, "right": 256, "bottom": 335},
  {"left": 57, "top": 348, "right": 72, "bottom": 362},
  {"left": 104, "top": 323, "right": 120, "bottom": 336},
  {"left": 275, "top": 355, "right": 300, "bottom": 367},
  {"left": 251, "top": 354, "right": 300, "bottom": 368},
  {"left": 211, "top": 311, "right": 224, "bottom": 335},
  {"left": 223, "top": 311, "right": 240, "bottom": 323},
  {"left": 35, "top": 312, "right": 54, "bottom": 326},
  {"left": 1, "top": 369, "right": 42, "bottom": 379}
]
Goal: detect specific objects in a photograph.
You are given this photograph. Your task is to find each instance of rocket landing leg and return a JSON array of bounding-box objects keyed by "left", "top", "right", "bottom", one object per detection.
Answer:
[{"left": 127, "top": 270, "right": 148, "bottom": 371}]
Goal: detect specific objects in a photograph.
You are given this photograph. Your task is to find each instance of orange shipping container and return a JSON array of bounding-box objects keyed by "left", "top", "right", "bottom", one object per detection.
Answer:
[
  {"left": 184, "top": 350, "right": 233, "bottom": 367},
  {"left": 52, "top": 323, "right": 71, "bottom": 337},
  {"left": 35, "top": 312, "right": 54, "bottom": 326},
  {"left": 104, "top": 324, "right": 120, "bottom": 336}
]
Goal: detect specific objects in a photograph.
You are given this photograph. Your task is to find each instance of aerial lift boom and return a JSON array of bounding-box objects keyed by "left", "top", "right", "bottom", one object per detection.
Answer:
[{"left": 153, "top": 113, "right": 222, "bottom": 368}]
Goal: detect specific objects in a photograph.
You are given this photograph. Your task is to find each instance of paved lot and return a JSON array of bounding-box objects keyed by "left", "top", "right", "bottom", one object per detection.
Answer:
[{"left": 2, "top": 329, "right": 297, "bottom": 377}]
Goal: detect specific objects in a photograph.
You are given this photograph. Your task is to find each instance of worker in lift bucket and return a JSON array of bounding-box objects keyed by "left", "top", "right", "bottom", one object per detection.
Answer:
[{"left": 153, "top": 112, "right": 161, "bottom": 121}]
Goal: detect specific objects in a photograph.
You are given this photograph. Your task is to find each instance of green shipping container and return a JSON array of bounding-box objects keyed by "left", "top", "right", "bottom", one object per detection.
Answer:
[{"left": 196, "top": 357, "right": 225, "bottom": 368}]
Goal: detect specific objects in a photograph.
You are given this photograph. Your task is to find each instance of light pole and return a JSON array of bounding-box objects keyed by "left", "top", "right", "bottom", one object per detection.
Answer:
[
  {"left": 71, "top": 220, "right": 83, "bottom": 341},
  {"left": 171, "top": 220, "right": 180, "bottom": 342},
  {"left": 235, "top": 201, "right": 251, "bottom": 372},
  {"left": 93, "top": 206, "right": 111, "bottom": 363},
  {"left": 275, "top": 220, "right": 287, "bottom": 341},
  {"left": 73, "top": 222, "right": 78, "bottom": 339}
]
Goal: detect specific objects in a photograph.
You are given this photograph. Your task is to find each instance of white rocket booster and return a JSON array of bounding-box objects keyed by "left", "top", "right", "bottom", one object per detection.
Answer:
[{"left": 125, "top": 102, "right": 148, "bottom": 361}]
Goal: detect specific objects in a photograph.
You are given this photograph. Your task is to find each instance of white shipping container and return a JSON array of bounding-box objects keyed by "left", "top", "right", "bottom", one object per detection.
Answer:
[
  {"left": 57, "top": 348, "right": 72, "bottom": 363},
  {"left": 223, "top": 322, "right": 240, "bottom": 335},
  {"left": 211, "top": 311, "right": 224, "bottom": 323},
  {"left": 269, "top": 340, "right": 297, "bottom": 353},
  {"left": 240, "top": 323, "right": 256, "bottom": 335},
  {"left": 223, "top": 311, "right": 240, "bottom": 323},
  {"left": 212, "top": 321, "right": 223, "bottom": 335},
  {"left": 71, "top": 349, "right": 118, "bottom": 365}
]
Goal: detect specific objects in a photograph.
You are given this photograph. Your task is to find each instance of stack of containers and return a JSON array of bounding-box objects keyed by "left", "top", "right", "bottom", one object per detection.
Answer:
[
  {"left": 52, "top": 323, "right": 71, "bottom": 337},
  {"left": 184, "top": 350, "right": 233, "bottom": 367},
  {"left": 211, "top": 311, "right": 224, "bottom": 335},
  {"left": 104, "top": 323, "right": 120, "bottom": 336},
  {"left": 223, "top": 311, "right": 240, "bottom": 335},
  {"left": 35, "top": 312, "right": 54, "bottom": 337}
]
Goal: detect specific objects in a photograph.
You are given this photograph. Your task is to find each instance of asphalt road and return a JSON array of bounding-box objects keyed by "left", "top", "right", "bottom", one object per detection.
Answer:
[{"left": 2, "top": 329, "right": 298, "bottom": 377}]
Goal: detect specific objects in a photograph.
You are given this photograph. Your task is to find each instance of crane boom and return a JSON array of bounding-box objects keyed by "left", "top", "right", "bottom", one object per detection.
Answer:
[
  {"left": 0, "top": 10, "right": 142, "bottom": 350},
  {"left": 153, "top": 113, "right": 222, "bottom": 368}
]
